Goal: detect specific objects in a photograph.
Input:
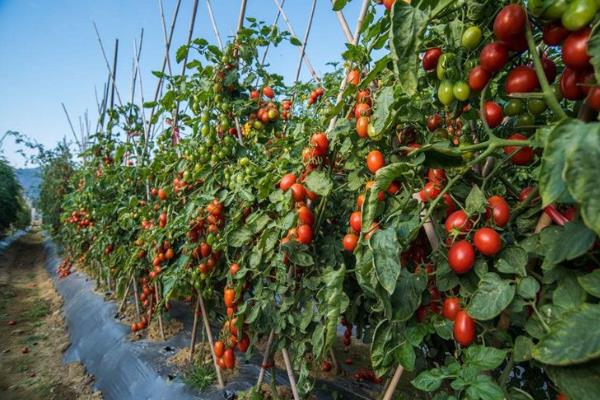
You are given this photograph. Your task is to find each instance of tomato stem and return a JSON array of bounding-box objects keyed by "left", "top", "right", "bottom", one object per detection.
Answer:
[{"left": 525, "top": 21, "right": 567, "bottom": 119}]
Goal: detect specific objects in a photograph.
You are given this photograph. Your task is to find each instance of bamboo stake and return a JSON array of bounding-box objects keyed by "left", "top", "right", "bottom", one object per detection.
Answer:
[
  {"left": 132, "top": 276, "right": 142, "bottom": 320},
  {"left": 189, "top": 295, "right": 201, "bottom": 362},
  {"left": 281, "top": 348, "right": 300, "bottom": 400},
  {"left": 256, "top": 330, "right": 275, "bottom": 387},
  {"left": 231, "top": 0, "right": 249, "bottom": 146},
  {"left": 109, "top": 39, "right": 119, "bottom": 111},
  {"left": 236, "top": 0, "right": 248, "bottom": 34},
  {"left": 329, "top": 349, "right": 340, "bottom": 373},
  {"left": 258, "top": 0, "right": 285, "bottom": 71},
  {"left": 205, "top": 0, "right": 223, "bottom": 50},
  {"left": 61, "top": 103, "right": 83, "bottom": 149},
  {"left": 272, "top": 0, "right": 320, "bottom": 82},
  {"left": 326, "top": 0, "right": 370, "bottom": 133},
  {"left": 331, "top": 0, "right": 355, "bottom": 43},
  {"left": 117, "top": 275, "right": 133, "bottom": 314},
  {"left": 293, "top": 0, "right": 318, "bottom": 83},
  {"left": 92, "top": 22, "right": 123, "bottom": 107},
  {"left": 158, "top": 0, "right": 173, "bottom": 75},
  {"left": 154, "top": 281, "right": 165, "bottom": 340},
  {"left": 198, "top": 292, "right": 225, "bottom": 388},
  {"left": 382, "top": 364, "right": 405, "bottom": 400}
]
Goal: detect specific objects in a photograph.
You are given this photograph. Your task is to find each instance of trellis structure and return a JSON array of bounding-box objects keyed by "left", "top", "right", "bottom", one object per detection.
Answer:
[{"left": 72, "top": 1, "right": 409, "bottom": 398}]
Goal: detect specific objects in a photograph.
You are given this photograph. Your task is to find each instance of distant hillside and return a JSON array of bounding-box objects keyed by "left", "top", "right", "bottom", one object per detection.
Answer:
[{"left": 16, "top": 167, "right": 41, "bottom": 201}]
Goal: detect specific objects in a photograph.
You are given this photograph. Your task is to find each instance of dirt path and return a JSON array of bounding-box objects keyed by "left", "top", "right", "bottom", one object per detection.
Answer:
[{"left": 0, "top": 230, "right": 102, "bottom": 400}]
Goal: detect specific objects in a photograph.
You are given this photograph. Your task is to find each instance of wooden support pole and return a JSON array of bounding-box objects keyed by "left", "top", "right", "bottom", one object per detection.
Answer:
[
  {"left": 256, "top": 329, "right": 275, "bottom": 387},
  {"left": 331, "top": 0, "right": 355, "bottom": 43},
  {"left": 92, "top": 22, "right": 123, "bottom": 107},
  {"left": 382, "top": 364, "right": 404, "bottom": 400},
  {"left": 117, "top": 275, "right": 133, "bottom": 314},
  {"left": 206, "top": 0, "right": 223, "bottom": 50},
  {"left": 198, "top": 292, "right": 225, "bottom": 388},
  {"left": 259, "top": 0, "right": 285, "bottom": 70},
  {"left": 154, "top": 281, "right": 165, "bottom": 340},
  {"left": 281, "top": 348, "right": 300, "bottom": 400},
  {"left": 158, "top": 0, "right": 174, "bottom": 75},
  {"left": 236, "top": 0, "right": 248, "bottom": 35},
  {"left": 109, "top": 38, "right": 119, "bottom": 111},
  {"left": 329, "top": 349, "right": 340, "bottom": 373},
  {"left": 132, "top": 276, "right": 142, "bottom": 321},
  {"left": 293, "top": 0, "right": 318, "bottom": 83},
  {"left": 189, "top": 295, "right": 201, "bottom": 362}
]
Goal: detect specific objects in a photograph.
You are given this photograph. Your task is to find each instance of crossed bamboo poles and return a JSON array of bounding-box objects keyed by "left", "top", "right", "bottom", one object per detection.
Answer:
[{"left": 87, "top": 0, "right": 410, "bottom": 398}]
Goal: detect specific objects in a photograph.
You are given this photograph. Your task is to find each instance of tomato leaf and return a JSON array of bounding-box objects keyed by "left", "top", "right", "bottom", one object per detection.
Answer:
[
  {"left": 496, "top": 246, "right": 528, "bottom": 277},
  {"left": 391, "top": 268, "right": 427, "bottom": 321},
  {"left": 539, "top": 222, "right": 596, "bottom": 270},
  {"left": 371, "top": 86, "right": 396, "bottom": 138},
  {"left": 589, "top": 23, "right": 600, "bottom": 86},
  {"left": 411, "top": 368, "right": 448, "bottom": 392},
  {"left": 578, "top": 270, "right": 600, "bottom": 299},
  {"left": 464, "top": 345, "right": 508, "bottom": 371},
  {"left": 465, "top": 185, "right": 486, "bottom": 216},
  {"left": 464, "top": 374, "right": 504, "bottom": 400},
  {"left": 546, "top": 361, "right": 600, "bottom": 400},
  {"left": 304, "top": 171, "right": 333, "bottom": 196},
  {"left": 534, "top": 303, "right": 600, "bottom": 365},
  {"left": 436, "top": 259, "right": 460, "bottom": 291},
  {"left": 389, "top": 1, "right": 428, "bottom": 96},
  {"left": 517, "top": 276, "right": 540, "bottom": 300},
  {"left": 552, "top": 274, "right": 586, "bottom": 311},
  {"left": 370, "top": 320, "right": 396, "bottom": 378},
  {"left": 467, "top": 273, "right": 515, "bottom": 321},
  {"left": 331, "top": 0, "right": 348, "bottom": 11},
  {"left": 371, "top": 227, "right": 401, "bottom": 295},
  {"left": 564, "top": 125, "right": 600, "bottom": 236},
  {"left": 513, "top": 336, "right": 534, "bottom": 362},
  {"left": 229, "top": 227, "right": 253, "bottom": 247}
]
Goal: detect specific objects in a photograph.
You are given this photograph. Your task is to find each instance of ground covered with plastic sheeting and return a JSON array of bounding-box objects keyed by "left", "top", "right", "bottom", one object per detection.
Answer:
[{"left": 43, "top": 238, "right": 381, "bottom": 400}]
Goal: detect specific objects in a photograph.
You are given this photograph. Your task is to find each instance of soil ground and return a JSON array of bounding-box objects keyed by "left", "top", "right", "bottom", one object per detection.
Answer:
[{"left": 0, "top": 230, "right": 102, "bottom": 400}]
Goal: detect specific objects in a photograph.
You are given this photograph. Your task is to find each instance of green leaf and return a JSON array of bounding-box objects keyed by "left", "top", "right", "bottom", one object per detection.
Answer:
[
  {"left": 412, "top": 368, "right": 447, "bottom": 392},
  {"left": 391, "top": 268, "right": 427, "bottom": 321},
  {"left": 304, "top": 171, "right": 333, "bottom": 196},
  {"left": 517, "top": 276, "right": 540, "bottom": 300},
  {"left": 513, "top": 335, "right": 534, "bottom": 363},
  {"left": 540, "top": 222, "right": 596, "bottom": 269},
  {"left": 465, "top": 185, "right": 486, "bottom": 216},
  {"left": 436, "top": 259, "right": 460, "bottom": 291},
  {"left": 229, "top": 227, "right": 253, "bottom": 247},
  {"left": 311, "top": 324, "right": 324, "bottom": 357},
  {"left": 589, "top": 23, "right": 600, "bottom": 88},
  {"left": 371, "top": 228, "right": 401, "bottom": 295},
  {"left": 496, "top": 246, "right": 528, "bottom": 277},
  {"left": 564, "top": 125, "right": 600, "bottom": 235},
  {"left": 396, "top": 340, "right": 416, "bottom": 371},
  {"left": 433, "top": 318, "right": 453, "bottom": 340},
  {"left": 289, "top": 36, "right": 302, "bottom": 46},
  {"left": 538, "top": 119, "right": 583, "bottom": 206},
  {"left": 464, "top": 345, "right": 508, "bottom": 371},
  {"left": 389, "top": 1, "right": 428, "bottom": 96},
  {"left": 533, "top": 303, "right": 600, "bottom": 365},
  {"left": 370, "top": 320, "right": 396, "bottom": 378},
  {"left": 371, "top": 86, "right": 395, "bottom": 138},
  {"left": 546, "top": 361, "right": 600, "bottom": 400},
  {"left": 465, "top": 374, "right": 504, "bottom": 400},
  {"left": 416, "top": 142, "right": 464, "bottom": 168},
  {"left": 578, "top": 270, "right": 600, "bottom": 299},
  {"left": 553, "top": 274, "right": 586, "bottom": 310},
  {"left": 467, "top": 273, "right": 515, "bottom": 321},
  {"left": 176, "top": 44, "right": 189, "bottom": 63},
  {"left": 331, "top": 0, "right": 348, "bottom": 11}
]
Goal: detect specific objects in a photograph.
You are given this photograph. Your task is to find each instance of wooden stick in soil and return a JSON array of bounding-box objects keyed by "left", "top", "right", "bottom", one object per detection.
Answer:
[
  {"left": 198, "top": 292, "right": 225, "bottom": 388},
  {"left": 330, "top": 0, "right": 354, "bottom": 43},
  {"left": 381, "top": 364, "right": 404, "bottom": 400},
  {"left": 256, "top": 329, "right": 275, "bottom": 387},
  {"left": 154, "top": 281, "right": 165, "bottom": 340},
  {"left": 205, "top": 0, "right": 223, "bottom": 50},
  {"left": 189, "top": 295, "right": 201, "bottom": 363},
  {"left": 117, "top": 275, "right": 133, "bottom": 314},
  {"left": 132, "top": 276, "right": 142, "bottom": 321},
  {"left": 92, "top": 22, "right": 123, "bottom": 107},
  {"left": 109, "top": 38, "right": 119, "bottom": 111},
  {"left": 281, "top": 348, "right": 300, "bottom": 400},
  {"left": 329, "top": 349, "right": 340, "bottom": 374}
]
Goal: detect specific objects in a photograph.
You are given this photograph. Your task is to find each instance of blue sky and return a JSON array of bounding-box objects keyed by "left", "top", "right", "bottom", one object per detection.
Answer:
[{"left": 0, "top": 0, "right": 370, "bottom": 168}]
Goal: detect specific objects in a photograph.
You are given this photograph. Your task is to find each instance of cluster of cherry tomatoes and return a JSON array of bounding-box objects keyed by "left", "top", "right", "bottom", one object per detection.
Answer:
[
  {"left": 214, "top": 286, "right": 249, "bottom": 370},
  {"left": 57, "top": 258, "right": 74, "bottom": 278},
  {"left": 66, "top": 209, "right": 92, "bottom": 229},
  {"left": 307, "top": 86, "right": 324, "bottom": 106}
]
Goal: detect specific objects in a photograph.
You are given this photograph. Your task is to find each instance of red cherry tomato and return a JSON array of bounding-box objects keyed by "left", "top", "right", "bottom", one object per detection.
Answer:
[
  {"left": 562, "top": 27, "right": 591, "bottom": 71},
  {"left": 214, "top": 340, "right": 225, "bottom": 358},
  {"left": 427, "top": 168, "right": 446, "bottom": 185},
  {"left": 519, "top": 186, "right": 536, "bottom": 202},
  {"left": 422, "top": 48, "right": 442, "bottom": 71},
  {"left": 483, "top": 101, "right": 503, "bottom": 128},
  {"left": 453, "top": 310, "right": 475, "bottom": 347},
  {"left": 445, "top": 210, "right": 472, "bottom": 235},
  {"left": 290, "top": 183, "right": 306, "bottom": 202},
  {"left": 343, "top": 233, "right": 358, "bottom": 251},
  {"left": 473, "top": 227, "right": 502, "bottom": 256},
  {"left": 443, "top": 297, "right": 461, "bottom": 321},
  {"left": 505, "top": 66, "right": 539, "bottom": 94},
  {"left": 586, "top": 86, "right": 600, "bottom": 111},
  {"left": 297, "top": 224, "right": 313, "bottom": 244},
  {"left": 541, "top": 56, "right": 557, "bottom": 84},
  {"left": 310, "top": 132, "right": 329, "bottom": 157},
  {"left": 419, "top": 182, "right": 441, "bottom": 202},
  {"left": 560, "top": 67, "right": 585, "bottom": 100},
  {"left": 487, "top": 195, "right": 510, "bottom": 228},
  {"left": 493, "top": 4, "right": 527, "bottom": 42},
  {"left": 349, "top": 211, "right": 362, "bottom": 234},
  {"left": 448, "top": 240, "right": 475, "bottom": 274},
  {"left": 279, "top": 173, "right": 296, "bottom": 191},
  {"left": 366, "top": 150, "right": 385, "bottom": 174},
  {"left": 469, "top": 66, "right": 491, "bottom": 91},
  {"left": 223, "top": 348, "right": 235, "bottom": 369},
  {"left": 263, "top": 86, "right": 275, "bottom": 98},
  {"left": 426, "top": 114, "right": 441, "bottom": 132},
  {"left": 543, "top": 22, "right": 569, "bottom": 46},
  {"left": 298, "top": 206, "right": 314, "bottom": 226},
  {"left": 480, "top": 42, "right": 509, "bottom": 73},
  {"left": 504, "top": 133, "right": 534, "bottom": 165}
]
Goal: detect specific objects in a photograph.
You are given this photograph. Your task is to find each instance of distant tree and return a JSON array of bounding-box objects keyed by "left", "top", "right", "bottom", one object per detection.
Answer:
[{"left": 0, "top": 157, "right": 26, "bottom": 233}]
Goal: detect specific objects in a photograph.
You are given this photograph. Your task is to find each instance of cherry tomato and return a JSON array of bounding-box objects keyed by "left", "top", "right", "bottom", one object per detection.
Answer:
[
  {"left": 419, "top": 182, "right": 441, "bottom": 202},
  {"left": 493, "top": 4, "right": 527, "bottom": 42},
  {"left": 298, "top": 206, "right": 314, "bottom": 226},
  {"left": 443, "top": 297, "right": 461, "bottom": 321},
  {"left": 445, "top": 210, "right": 472, "bottom": 235},
  {"left": 542, "top": 0, "right": 568, "bottom": 20},
  {"left": 350, "top": 211, "right": 362, "bottom": 234},
  {"left": 560, "top": 67, "right": 586, "bottom": 100},
  {"left": 366, "top": 150, "right": 385, "bottom": 173},
  {"left": 347, "top": 69, "right": 360, "bottom": 85},
  {"left": 515, "top": 113, "right": 535, "bottom": 130},
  {"left": 354, "top": 102, "right": 371, "bottom": 119},
  {"left": 480, "top": 42, "right": 508, "bottom": 73},
  {"left": 343, "top": 233, "right": 358, "bottom": 251},
  {"left": 543, "top": 22, "right": 570, "bottom": 45},
  {"left": 263, "top": 86, "right": 275, "bottom": 98},
  {"left": 290, "top": 183, "right": 306, "bottom": 202},
  {"left": 422, "top": 48, "right": 442, "bottom": 71},
  {"left": 224, "top": 287, "right": 236, "bottom": 308},
  {"left": 505, "top": 66, "right": 539, "bottom": 94},
  {"left": 487, "top": 195, "right": 510, "bottom": 228},
  {"left": 387, "top": 180, "right": 401, "bottom": 195},
  {"left": 453, "top": 310, "right": 476, "bottom": 347},
  {"left": 461, "top": 26, "right": 482, "bottom": 50},
  {"left": 214, "top": 340, "right": 225, "bottom": 358},
  {"left": 586, "top": 86, "right": 600, "bottom": 111},
  {"left": 473, "top": 227, "right": 502, "bottom": 256},
  {"left": 438, "top": 80, "right": 455, "bottom": 105},
  {"left": 448, "top": 240, "right": 475, "bottom": 274},
  {"left": 519, "top": 186, "right": 536, "bottom": 202},
  {"left": 427, "top": 168, "right": 446, "bottom": 185},
  {"left": 556, "top": 393, "right": 569, "bottom": 400},
  {"left": 453, "top": 81, "right": 471, "bottom": 101},
  {"left": 223, "top": 348, "right": 235, "bottom": 369},
  {"left": 504, "top": 99, "right": 524, "bottom": 116},
  {"left": 310, "top": 132, "right": 329, "bottom": 157},
  {"left": 426, "top": 114, "right": 441, "bottom": 132},
  {"left": 528, "top": 98, "right": 547, "bottom": 115},
  {"left": 561, "top": 0, "right": 597, "bottom": 32},
  {"left": 468, "top": 66, "right": 490, "bottom": 91},
  {"left": 541, "top": 56, "right": 558, "bottom": 84},
  {"left": 279, "top": 173, "right": 296, "bottom": 191},
  {"left": 237, "top": 334, "right": 250, "bottom": 353},
  {"left": 383, "top": 0, "right": 396, "bottom": 11},
  {"left": 483, "top": 101, "right": 503, "bottom": 128},
  {"left": 506, "top": 34, "right": 528, "bottom": 53},
  {"left": 562, "top": 27, "right": 591, "bottom": 70},
  {"left": 356, "top": 116, "right": 370, "bottom": 138},
  {"left": 504, "top": 133, "right": 534, "bottom": 165},
  {"left": 297, "top": 224, "right": 313, "bottom": 244}
]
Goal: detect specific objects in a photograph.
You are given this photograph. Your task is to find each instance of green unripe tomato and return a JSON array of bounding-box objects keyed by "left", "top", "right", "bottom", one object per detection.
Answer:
[
  {"left": 194, "top": 163, "right": 202, "bottom": 174},
  {"left": 253, "top": 120, "right": 263, "bottom": 130},
  {"left": 239, "top": 157, "right": 249, "bottom": 167},
  {"left": 515, "top": 113, "right": 535, "bottom": 131},
  {"left": 562, "top": 0, "right": 597, "bottom": 31},
  {"left": 543, "top": 0, "right": 568, "bottom": 20},
  {"left": 200, "top": 112, "right": 209, "bottom": 123},
  {"left": 182, "top": 170, "right": 190, "bottom": 182},
  {"left": 438, "top": 80, "right": 455, "bottom": 106},
  {"left": 552, "top": 84, "right": 564, "bottom": 102},
  {"left": 528, "top": 98, "right": 547, "bottom": 115},
  {"left": 436, "top": 53, "right": 455, "bottom": 80},
  {"left": 452, "top": 81, "right": 470, "bottom": 101},
  {"left": 461, "top": 26, "right": 482, "bottom": 50},
  {"left": 367, "top": 123, "right": 383, "bottom": 141},
  {"left": 504, "top": 99, "right": 525, "bottom": 116}
]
